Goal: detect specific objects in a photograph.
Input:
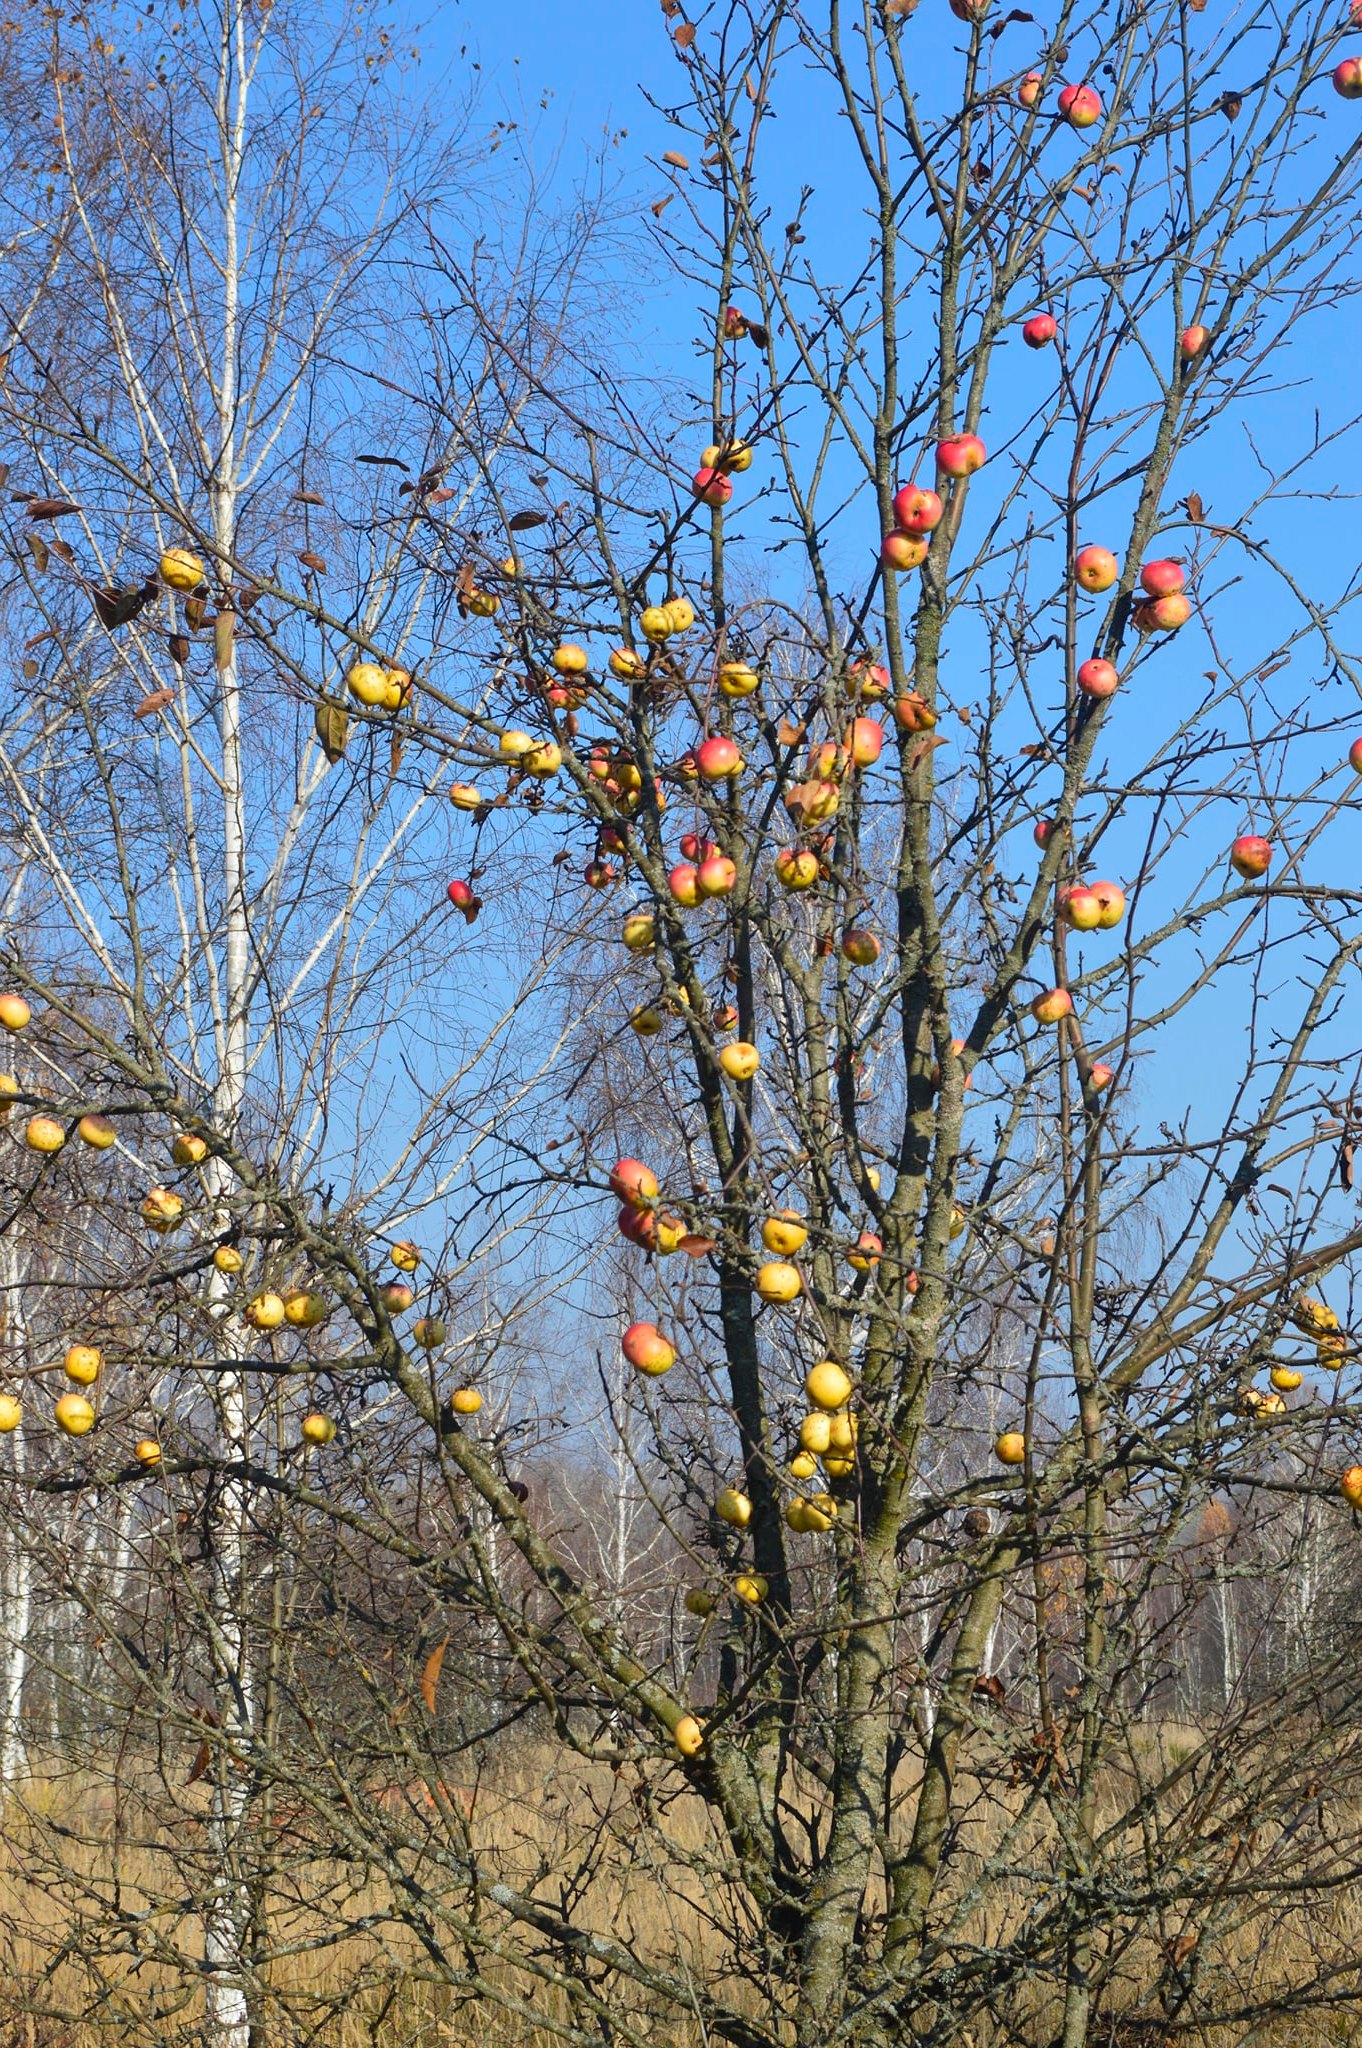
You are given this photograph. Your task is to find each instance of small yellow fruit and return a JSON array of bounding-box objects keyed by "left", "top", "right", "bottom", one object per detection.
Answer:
[
  {"left": 0, "top": 1075, "right": 18, "bottom": 1119},
  {"left": 413, "top": 1317, "right": 447, "bottom": 1350},
  {"left": 77, "top": 1113, "right": 116, "bottom": 1149},
  {"left": 640, "top": 605, "right": 674, "bottom": 642},
  {"left": 683, "top": 1587, "right": 716, "bottom": 1616},
  {"left": 949, "top": 1205, "right": 967, "bottom": 1241},
  {"left": 734, "top": 1572, "right": 768, "bottom": 1605},
  {"left": 392, "top": 1242, "right": 420, "bottom": 1273},
  {"left": 762, "top": 1211, "right": 808, "bottom": 1256},
  {"left": 716, "top": 1486, "right": 752, "bottom": 1528},
  {"left": 755, "top": 1260, "right": 802, "bottom": 1304},
  {"left": 301, "top": 1412, "right": 336, "bottom": 1445},
  {"left": 718, "top": 662, "right": 759, "bottom": 698},
  {"left": 631, "top": 1007, "right": 664, "bottom": 1036},
  {"left": 245, "top": 1292, "right": 286, "bottom": 1331},
  {"left": 450, "top": 1387, "right": 482, "bottom": 1415},
  {"left": 25, "top": 1116, "right": 65, "bottom": 1154},
  {"left": 673, "top": 1714, "right": 705, "bottom": 1757},
  {"left": 785, "top": 1500, "right": 812, "bottom": 1532},
  {"left": 0, "top": 1395, "right": 21, "bottom": 1432},
  {"left": 664, "top": 597, "right": 695, "bottom": 634},
  {"left": 609, "top": 647, "right": 646, "bottom": 681},
  {"left": 719, "top": 1041, "right": 760, "bottom": 1082},
  {"left": 799, "top": 1412, "right": 832, "bottom": 1455},
  {"left": 552, "top": 644, "right": 589, "bottom": 675},
  {"left": 499, "top": 729, "right": 535, "bottom": 760},
  {"left": 827, "top": 1410, "right": 857, "bottom": 1454},
  {"left": 466, "top": 589, "right": 499, "bottom": 618},
  {"left": 283, "top": 1288, "right": 328, "bottom": 1329},
  {"left": 799, "top": 1497, "right": 837, "bottom": 1532},
  {"left": 171, "top": 1132, "right": 208, "bottom": 1166},
  {"left": 213, "top": 1245, "right": 244, "bottom": 1274},
  {"left": 0, "top": 995, "right": 31, "bottom": 1032},
  {"left": 450, "top": 782, "right": 483, "bottom": 811},
  {"left": 64, "top": 1344, "right": 102, "bottom": 1386},
  {"left": 1269, "top": 1365, "right": 1304, "bottom": 1392},
  {"left": 1292, "top": 1295, "right": 1338, "bottom": 1335},
  {"left": 1341, "top": 1465, "right": 1362, "bottom": 1508},
  {"left": 142, "top": 1187, "right": 184, "bottom": 1232},
  {"left": 789, "top": 1450, "right": 818, "bottom": 1480},
  {"left": 55, "top": 1393, "right": 95, "bottom": 1437},
  {"left": 160, "top": 547, "right": 205, "bottom": 592},
  {"left": 823, "top": 1456, "right": 855, "bottom": 1479},
  {"left": 134, "top": 1438, "right": 161, "bottom": 1466},
  {"left": 805, "top": 1361, "right": 852, "bottom": 1411},
  {"left": 347, "top": 661, "right": 391, "bottom": 707},
  {"left": 622, "top": 914, "right": 655, "bottom": 954},
  {"left": 523, "top": 740, "right": 563, "bottom": 777},
  {"left": 995, "top": 1431, "right": 1027, "bottom": 1466}
]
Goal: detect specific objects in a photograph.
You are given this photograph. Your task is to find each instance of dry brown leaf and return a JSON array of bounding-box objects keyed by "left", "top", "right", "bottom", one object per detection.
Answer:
[
  {"left": 134, "top": 688, "right": 175, "bottom": 720},
  {"left": 1340, "top": 1139, "right": 1355, "bottom": 1192},
  {"left": 652, "top": 195, "right": 674, "bottom": 218},
  {"left": 1186, "top": 491, "right": 1205, "bottom": 524},
  {"left": 426, "top": 486, "right": 455, "bottom": 506},
  {"left": 675, "top": 21, "right": 696, "bottom": 47},
  {"left": 663, "top": 149, "right": 690, "bottom": 169},
  {"left": 777, "top": 717, "right": 807, "bottom": 746},
  {"left": 168, "top": 634, "right": 190, "bottom": 666},
  {"left": 421, "top": 1637, "right": 448, "bottom": 1715},
  {"left": 509, "top": 509, "right": 547, "bottom": 532},
  {"left": 20, "top": 660, "right": 37, "bottom": 681},
  {"left": 297, "top": 549, "right": 327, "bottom": 574},
  {"left": 213, "top": 612, "right": 235, "bottom": 672},
  {"left": 186, "top": 1738, "right": 212, "bottom": 1786},
  {"left": 26, "top": 496, "right": 79, "bottom": 519},
  {"left": 679, "top": 1233, "right": 717, "bottom": 1257},
  {"left": 25, "top": 532, "right": 47, "bottom": 574},
  {"left": 907, "top": 733, "right": 949, "bottom": 772},
  {"left": 292, "top": 489, "right": 325, "bottom": 506},
  {"left": 47, "top": 536, "right": 74, "bottom": 562},
  {"left": 314, "top": 699, "right": 349, "bottom": 765}
]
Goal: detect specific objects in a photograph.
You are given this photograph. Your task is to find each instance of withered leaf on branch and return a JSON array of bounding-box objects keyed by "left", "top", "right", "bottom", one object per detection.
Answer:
[
  {"left": 421, "top": 1638, "right": 448, "bottom": 1715},
  {"left": 907, "top": 733, "right": 949, "bottom": 772},
  {"left": 777, "top": 717, "right": 807, "bottom": 746},
  {"left": 1186, "top": 491, "right": 1205, "bottom": 523},
  {"left": 297, "top": 550, "right": 327, "bottom": 574},
  {"left": 674, "top": 21, "right": 696, "bottom": 47},
  {"left": 660, "top": 0, "right": 679, "bottom": 13},
  {"left": 356, "top": 453, "right": 409, "bottom": 470},
  {"left": 186, "top": 1738, "right": 212, "bottom": 1786},
  {"left": 1340, "top": 1139, "right": 1355, "bottom": 1193},
  {"left": 508, "top": 509, "right": 547, "bottom": 532},
  {"left": 663, "top": 149, "right": 690, "bottom": 169},
  {"left": 748, "top": 320, "right": 770, "bottom": 347},
  {"left": 680, "top": 1234, "right": 717, "bottom": 1257},
  {"left": 313, "top": 699, "right": 349, "bottom": 764},
  {"left": 20, "top": 660, "right": 37, "bottom": 681},
  {"left": 292, "top": 489, "right": 325, "bottom": 505},
  {"left": 93, "top": 585, "right": 151, "bottom": 631},
  {"left": 652, "top": 195, "right": 674, "bottom": 218},
  {"left": 25, "top": 533, "right": 47, "bottom": 574},
  {"left": 133, "top": 688, "right": 175, "bottom": 720},
  {"left": 47, "top": 536, "right": 74, "bottom": 562},
  {"left": 168, "top": 634, "right": 190, "bottom": 666},
  {"left": 25, "top": 497, "right": 79, "bottom": 519},
  {"left": 1219, "top": 89, "right": 1243, "bottom": 116}
]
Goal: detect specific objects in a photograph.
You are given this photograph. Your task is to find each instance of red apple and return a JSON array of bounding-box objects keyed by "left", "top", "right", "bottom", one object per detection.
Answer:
[
  {"left": 696, "top": 735, "right": 742, "bottom": 780},
  {"left": 893, "top": 691, "right": 937, "bottom": 733},
  {"left": 1074, "top": 545, "right": 1118, "bottom": 593},
  {"left": 775, "top": 848, "right": 820, "bottom": 890},
  {"left": 679, "top": 833, "right": 717, "bottom": 862},
  {"left": 847, "top": 1230, "right": 883, "bottom": 1269},
  {"left": 1140, "top": 559, "right": 1186, "bottom": 598},
  {"left": 881, "top": 529, "right": 930, "bottom": 571},
  {"left": 1087, "top": 1063, "right": 1113, "bottom": 1092},
  {"left": 1348, "top": 737, "right": 1362, "bottom": 773},
  {"left": 1180, "top": 324, "right": 1208, "bottom": 359},
  {"left": 693, "top": 466, "right": 734, "bottom": 507},
  {"left": 1018, "top": 70, "right": 1044, "bottom": 108},
  {"left": 446, "top": 879, "right": 480, "bottom": 922},
  {"left": 668, "top": 863, "right": 702, "bottom": 907},
  {"left": 1077, "top": 657, "right": 1119, "bottom": 698},
  {"left": 1230, "top": 834, "right": 1272, "bottom": 879},
  {"left": 1334, "top": 54, "right": 1362, "bottom": 95},
  {"left": 842, "top": 930, "right": 882, "bottom": 966},
  {"left": 935, "top": 433, "right": 986, "bottom": 478},
  {"left": 1022, "top": 313, "right": 1057, "bottom": 349},
  {"left": 1149, "top": 592, "right": 1191, "bottom": 631},
  {"left": 722, "top": 305, "right": 749, "bottom": 340},
  {"left": 1033, "top": 818, "right": 1055, "bottom": 848},
  {"left": 1058, "top": 885, "right": 1103, "bottom": 931},
  {"left": 1058, "top": 82, "right": 1102, "bottom": 127},
  {"left": 845, "top": 716, "right": 884, "bottom": 765},
  {"left": 850, "top": 659, "right": 891, "bottom": 700},
  {"left": 1091, "top": 881, "right": 1126, "bottom": 929},
  {"left": 610, "top": 1158, "right": 659, "bottom": 1209},
  {"left": 584, "top": 861, "right": 617, "bottom": 890},
  {"left": 1031, "top": 987, "right": 1074, "bottom": 1024},
  {"left": 622, "top": 1322, "right": 676, "bottom": 1376},
  {"left": 697, "top": 854, "right": 738, "bottom": 897},
  {"left": 892, "top": 485, "right": 943, "bottom": 533}
]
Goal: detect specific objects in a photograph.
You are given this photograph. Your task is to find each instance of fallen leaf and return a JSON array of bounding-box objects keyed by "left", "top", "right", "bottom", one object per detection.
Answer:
[
  {"left": 133, "top": 688, "right": 175, "bottom": 720},
  {"left": 421, "top": 1639, "right": 449, "bottom": 1714}
]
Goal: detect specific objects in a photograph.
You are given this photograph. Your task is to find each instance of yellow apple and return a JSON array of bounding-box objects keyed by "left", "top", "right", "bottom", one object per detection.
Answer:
[
  {"left": 762, "top": 1211, "right": 808, "bottom": 1255},
  {"left": 159, "top": 547, "right": 205, "bottom": 592},
  {"left": 142, "top": 1187, "right": 185, "bottom": 1232},
  {"left": 0, "top": 995, "right": 31, "bottom": 1032},
  {"left": 755, "top": 1261, "right": 802, "bottom": 1304},
  {"left": 301, "top": 1412, "right": 337, "bottom": 1445},
  {"left": 798, "top": 1412, "right": 832, "bottom": 1455},
  {"left": 171, "top": 1132, "right": 208, "bottom": 1166},
  {"left": 134, "top": 1437, "right": 161, "bottom": 1465},
  {"left": 413, "top": 1317, "right": 447, "bottom": 1350},
  {"left": 789, "top": 1450, "right": 818, "bottom": 1479},
  {"left": 0, "top": 1395, "right": 21, "bottom": 1432},
  {"left": 683, "top": 1588, "right": 716, "bottom": 1616},
  {"left": 673, "top": 1714, "right": 705, "bottom": 1757},
  {"left": 244, "top": 1292, "right": 286, "bottom": 1331},
  {"left": 719, "top": 1041, "right": 760, "bottom": 1081},
  {"left": 1269, "top": 1365, "right": 1304, "bottom": 1392},
  {"left": 392, "top": 1242, "right": 420, "bottom": 1272},
  {"left": 450, "top": 782, "right": 483, "bottom": 811},
  {"left": 283, "top": 1288, "right": 328, "bottom": 1329},
  {"left": 64, "top": 1344, "right": 101, "bottom": 1386},
  {"left": 610, "top": 647, "right": 647, "bottom": 681},
  {"left": 25, "top": 1116, "right": 65, "bottom": 1154},
  {"left": 640, "top": 606, "right": 673, "bottom": 642},
  {"left": 347, "top": 662, "right": 390, "bottom": 707},
  {"left": 213, "top": 1245, "right": 244, "bottom": 1274},
  {"left": 77, "top": 1113, "right": 116, "bottom": 1149},
  {"left": 716, "top": 1486, "right": 752, "bottom": 1528},
  {"left": 450, "top": 1387, "right": 482, "bottom": 1415},
  {"left": 664, "top": 597, "right": 695, "bottom": 634},
  {"left": 734, "top": 1572, "right": 768, "bottom": 1605},
  {"left": 55, "top": 1393, "right": 95, "bottom": 1436},
  {"left": 805, "top": 1361, "right": 852, "bottom": 1411},
  {"left": 995, "top": 1431, "right": 1027, "bottom": 1465},
  {"left": 718, "top": 662, "right": 759, "bottom": 698},
  {"left": 1341, "top": 1466, "right": 1362, "bottom": 1508}
]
